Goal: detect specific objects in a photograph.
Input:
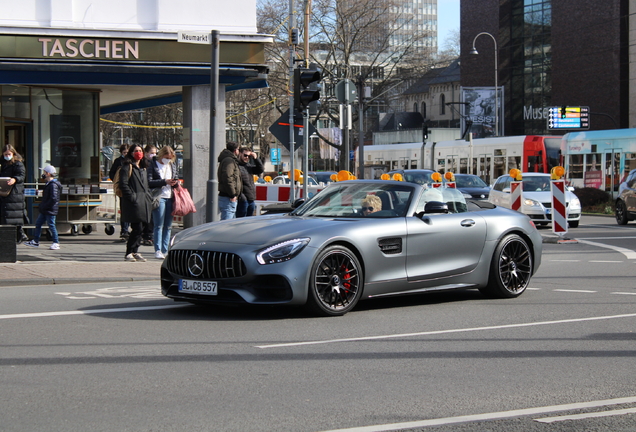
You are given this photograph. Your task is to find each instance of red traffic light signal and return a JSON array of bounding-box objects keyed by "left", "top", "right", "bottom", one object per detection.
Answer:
[{"left": 294, "top": 68, "right": 321, "bottom": 113}]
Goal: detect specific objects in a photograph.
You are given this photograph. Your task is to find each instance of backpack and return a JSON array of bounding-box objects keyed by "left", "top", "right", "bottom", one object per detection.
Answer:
[{"left": 112, "top": 164, "right": 132, "bottom": 197}]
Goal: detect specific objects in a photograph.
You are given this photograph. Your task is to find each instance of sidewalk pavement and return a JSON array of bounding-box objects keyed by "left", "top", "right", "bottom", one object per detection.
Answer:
[{"left": 0, "top": 227, "right": 172, "bottom": 286}]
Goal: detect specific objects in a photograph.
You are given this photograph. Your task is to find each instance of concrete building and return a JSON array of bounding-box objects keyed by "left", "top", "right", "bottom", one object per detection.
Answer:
[{"left": 0, "top": 0, "right": 271, "bottom": 226}]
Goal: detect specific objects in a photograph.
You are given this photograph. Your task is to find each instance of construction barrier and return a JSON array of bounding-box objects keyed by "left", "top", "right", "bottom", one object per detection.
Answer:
[
  {"left": 510, "top": 181, "right": 522, "bottom": 212},
  {"left": 551, "top": 179, "right": 567, "bottom": 234},
  {"left": 254, "top": 184, "right": 324, "bottom": 214}
]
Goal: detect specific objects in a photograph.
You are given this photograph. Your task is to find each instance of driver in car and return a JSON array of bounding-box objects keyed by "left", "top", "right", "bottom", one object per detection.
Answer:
[{"left": 361, "top": 195, "right": 382, "bottom": 216}]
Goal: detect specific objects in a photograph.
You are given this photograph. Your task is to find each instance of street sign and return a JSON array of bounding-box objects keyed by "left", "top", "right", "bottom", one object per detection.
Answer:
[
  {"left": 177, "top": 31, "right": 211, "bottom": 44},
  {"left": 335, "top": 79, "right": 357, "bottom": 104},
  {"left": 268, "top": 109, "right": 316, "bottom": 151},
  {"left": 547, "top": 106, "right": 590, "bottom": 130},
  {"left": 270, "top": 148, "right": 281, "bottom": 164}
]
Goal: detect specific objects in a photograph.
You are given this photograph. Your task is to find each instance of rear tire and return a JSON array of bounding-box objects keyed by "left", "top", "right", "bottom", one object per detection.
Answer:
[
  {"left": 480, "top": 234, "right": 532, "bottom": 298},
  {"left": 307, "top": 245, "right": 363, "bottom": 316}
]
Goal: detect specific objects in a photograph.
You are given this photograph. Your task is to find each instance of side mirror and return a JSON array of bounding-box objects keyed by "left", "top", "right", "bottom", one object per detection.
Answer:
[
  {"left": 292, "top": 198, "right": 305, "bottom": 209},
  {"left": 424, "top": 201, "right": 448, "bottom": 214},
  {"left": 502, "top": 187, "right": 511, "bottom": 193}
]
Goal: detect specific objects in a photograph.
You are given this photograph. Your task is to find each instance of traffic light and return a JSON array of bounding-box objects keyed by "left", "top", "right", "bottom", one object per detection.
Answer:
[{"left": 294, "top": 67, "right": 321, "bottom": 114}]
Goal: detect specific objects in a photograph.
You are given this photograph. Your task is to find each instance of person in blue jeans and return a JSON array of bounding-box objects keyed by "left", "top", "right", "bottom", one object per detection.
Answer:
[
  {"left": 147, "top": 146, "right": 178, "bottom": 259},
  {"left": 217, "top": 141, "right": 242, "bottom": 220},
  {"left": 24, "top": 165, "right": 62, "bottom": 250}
]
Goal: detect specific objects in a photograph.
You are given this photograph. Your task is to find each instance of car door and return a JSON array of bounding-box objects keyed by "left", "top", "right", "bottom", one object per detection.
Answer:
[
  {"left": 405, "top": 207, "right": 487, "bottom": 283},
  {"left": 625, "top": 173, "right": 636, "bottom": 213},
  {"left": 488, "top": 176, "right": 511, "bottom": 208}
]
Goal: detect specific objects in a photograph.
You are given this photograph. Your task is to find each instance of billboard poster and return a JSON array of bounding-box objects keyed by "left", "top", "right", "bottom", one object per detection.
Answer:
[
  {"left": 50, "top": 115, "right": 81, "bottom": 168},
  {"left": 461, "top": 87, "right": 503, "bottom": 138}
]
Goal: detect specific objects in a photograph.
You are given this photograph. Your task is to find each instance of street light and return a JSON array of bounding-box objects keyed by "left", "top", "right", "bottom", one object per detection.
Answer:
[{"left": 470, "top": 32, "right": 498, "bottom": 137}]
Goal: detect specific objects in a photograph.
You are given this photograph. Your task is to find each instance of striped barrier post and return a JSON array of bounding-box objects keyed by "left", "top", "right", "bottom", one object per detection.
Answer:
[
  {"left": 510, "top": 181, "right": 522, "bottom": 212},
  {"left": 551, "top": 179, "right": 567, "bottom": 234}
]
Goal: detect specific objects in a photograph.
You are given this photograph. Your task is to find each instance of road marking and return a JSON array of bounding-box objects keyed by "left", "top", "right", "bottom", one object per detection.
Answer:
[
  {"left": 0, "top": 304, "right": 187, "bottom": 320},
  {"left": 553, "top": 289, "right": 597, "bottom": 293},
  {"left": 255, "top": 313, "right": 636, "bottom": 349},
  {"left": 549, "top": 259, "right": 581, "bottom": 262},
  {"left": 318, "top": 396, "right": 636, "bottom": 432},
  {"left": 577, "top": 239, "right": 636, "bottom": 259},
  {"left": 589, "top": 260, "right": 623, "bottom": 263},
  {"left": 612, "top": 292, "right": 636, "bottom": 295},
  {"left": 535, "top": 407, "right": 636, "bottom": 423}
]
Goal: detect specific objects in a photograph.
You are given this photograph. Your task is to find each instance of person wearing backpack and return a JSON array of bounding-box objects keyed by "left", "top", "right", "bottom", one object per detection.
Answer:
[
  {"left": 109, "top": 143, "right": 130, "bottom": 242},
  {"left": 24, "top": 165, "right": 62, "bottom": 250},
  {"left": 118, "top": 144, "right": 152, "bottom": 262}
]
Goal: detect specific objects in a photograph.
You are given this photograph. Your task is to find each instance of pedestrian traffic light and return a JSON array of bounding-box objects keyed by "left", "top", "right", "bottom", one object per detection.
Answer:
[{"left": 294, "top": 67, "right": 321, "bottom": 114}]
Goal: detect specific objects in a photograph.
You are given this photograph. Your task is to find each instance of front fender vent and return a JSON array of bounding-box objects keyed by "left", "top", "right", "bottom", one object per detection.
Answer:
[{"left": 378, "top": 238, "right": 402, "bottom": 255}]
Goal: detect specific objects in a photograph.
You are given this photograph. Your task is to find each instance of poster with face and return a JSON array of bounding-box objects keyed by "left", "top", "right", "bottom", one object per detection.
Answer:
[{"left": 461, "top": 87, "right": 503, "bottom": 138}]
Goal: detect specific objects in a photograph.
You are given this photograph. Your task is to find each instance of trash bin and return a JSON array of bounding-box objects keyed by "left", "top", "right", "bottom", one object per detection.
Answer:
[{"left": 0, "top": 225, "right": 16, "bottom": 263}]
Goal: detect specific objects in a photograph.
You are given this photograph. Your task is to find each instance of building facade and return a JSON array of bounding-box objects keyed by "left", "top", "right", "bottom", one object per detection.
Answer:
[{"left": 461, "top": 0, "right": 631, "bottom": 135}]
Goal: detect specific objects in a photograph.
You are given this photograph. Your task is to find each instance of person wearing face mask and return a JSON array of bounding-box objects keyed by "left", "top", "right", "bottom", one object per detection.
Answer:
[
  {"left": 118, "top": 143, "right": 152, "bottom": 262},
  {"left": 147, "top": 146, "right": 178, "bottom": 259},
  {"left": 24, "top": 166, "right": 62, "bottom": 250},
  {"left": 0, "top": 144, "right": 28, "bottom": 243},
  {"left": 109, "top": 143, "right": 131, "bottom": 242},
  {"left": 141, "top": 144, "right": 158, "bottom": 247}
]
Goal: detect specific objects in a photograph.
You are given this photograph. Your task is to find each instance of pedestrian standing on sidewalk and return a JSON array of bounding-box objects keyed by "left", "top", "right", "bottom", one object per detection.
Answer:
[
  {"left": 0, "top": 144, "right": 28, "bottom": 243},
  {"left": 24, "top": 165, "right": 62, "bottom": 250},
  {"left": 119, "top": 144, "right": 152, "bottom": 262},
  {"left": 217, "top": 141, "right": 242, "bottom": 220},
  {"left": 147, "top": 145, "right": 178, "bottom": 259},
  {"left": 236, "top": 147, "right": 264, "bottom": 217},
  {"left": 141, "top": 144, "right": 158, "bottom": 247},
  {"left": 109, "top": 143, "right": 130, "bottom": 242}
]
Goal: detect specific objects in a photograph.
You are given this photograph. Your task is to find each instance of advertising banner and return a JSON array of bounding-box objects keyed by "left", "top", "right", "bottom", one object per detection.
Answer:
[{"left": 461, "top": 87, "right": 503, "bottom": 138}]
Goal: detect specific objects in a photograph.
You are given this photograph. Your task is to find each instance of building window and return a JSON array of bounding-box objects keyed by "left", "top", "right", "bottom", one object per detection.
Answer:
[
  {"left": 421, "top": 102, "right": 426, "bottom": 118},
  {"left": 413, "top": 103, "right": 418, "bottom": 112},
  {"left": 440, "top": 94, "right": 446, "bottom": 115}
]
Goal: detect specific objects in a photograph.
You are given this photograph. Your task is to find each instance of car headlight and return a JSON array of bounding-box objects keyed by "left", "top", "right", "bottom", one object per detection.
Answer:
[
  {"left": 256, "top": 238, "right": 310, "bottom": 265},
  {"left": 523, "top": 198, "right": 541, "bottom": 207},
  {"left": 462, "top": 192, "right": 472, "bottom": 198},
  {"left": 570, "top": 197, "right": 581, "bottom": 208}
]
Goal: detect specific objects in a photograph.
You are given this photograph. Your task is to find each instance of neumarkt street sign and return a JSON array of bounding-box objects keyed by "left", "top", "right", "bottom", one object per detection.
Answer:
[
  {"left": 269, "top": 109, "right": 316, "bottom": 151},
  {"left": 177, "top": 31, "right": 211, "bottom": 44}
]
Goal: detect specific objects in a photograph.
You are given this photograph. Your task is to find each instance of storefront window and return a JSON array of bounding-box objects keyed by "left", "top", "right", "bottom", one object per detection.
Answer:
[{"left": 30, "top": 88, "right": 99, "bottom": 183}]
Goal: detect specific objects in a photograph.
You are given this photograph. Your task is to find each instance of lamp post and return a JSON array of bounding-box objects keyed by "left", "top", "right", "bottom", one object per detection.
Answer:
[{"left": 470, "top": 32, "right": 498, "bottom": 137}]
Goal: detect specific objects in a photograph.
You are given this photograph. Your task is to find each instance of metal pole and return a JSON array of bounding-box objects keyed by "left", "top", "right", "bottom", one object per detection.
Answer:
[
  {"left": 357, "top": 78, "right": 364, "bottom": 178},
  {"left": 288, "top": 0, "right": 296, "bottom": 202},
  {"left": 207, "top": 30, "right": 220, "bottom": 222},
  {"left": 470, "top": 32, "right": 498, "bottom": 137},
  {"left": 303, "top": 110, "right": 309, "bottom": 200}
]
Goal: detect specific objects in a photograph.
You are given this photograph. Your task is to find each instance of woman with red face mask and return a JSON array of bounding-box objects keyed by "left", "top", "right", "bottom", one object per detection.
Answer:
[{"left": 118, "top": 143, "right": 152, "bottom": 262}]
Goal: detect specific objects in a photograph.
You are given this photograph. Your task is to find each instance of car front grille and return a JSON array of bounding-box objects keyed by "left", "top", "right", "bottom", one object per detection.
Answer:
[
  {"left": 167, "top": 249, "right": 247, "bottom": 279},
  {"left": 542, "top": 202, "right": 569, "bottom": 209}
]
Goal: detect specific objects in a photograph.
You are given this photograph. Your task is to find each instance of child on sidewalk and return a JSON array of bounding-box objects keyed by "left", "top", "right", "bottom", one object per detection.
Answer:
[{"left": 24, "top": 165, "right": 62, "bottom": 250}]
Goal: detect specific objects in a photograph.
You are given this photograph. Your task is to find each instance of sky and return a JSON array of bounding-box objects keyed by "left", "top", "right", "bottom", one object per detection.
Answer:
[{"left": 437, "top": 0, "right": 460, "bottom": 49}]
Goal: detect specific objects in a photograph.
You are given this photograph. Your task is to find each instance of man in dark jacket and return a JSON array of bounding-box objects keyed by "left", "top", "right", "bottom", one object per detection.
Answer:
[
  {"left": 109, "top": 143, "right": 130, "bottom": 241},
  {"left": 24, "top": 165, "right": 62, "bottom": 250},
  {"left": 217, "top": 141, "right": 242, "bottom": 220},
  {"left": 236, "top": 147, "right": 264, "bottom": 217}
]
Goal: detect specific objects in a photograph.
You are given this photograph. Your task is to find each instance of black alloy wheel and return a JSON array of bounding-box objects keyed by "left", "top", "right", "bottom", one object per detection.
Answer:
[
  {"left": 615, "top": 200, "right": 628, "bottom": 225},
  {"left": 481, "top": 234, "right": 532, "bottom": 298},
  {"left": 307, "top": 245, "right": 363, "bottom": 316}
]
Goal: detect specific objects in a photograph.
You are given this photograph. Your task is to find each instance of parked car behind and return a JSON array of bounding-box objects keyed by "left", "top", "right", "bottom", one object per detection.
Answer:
[
  {"left": 615, "top": 168, "right": 636, "bottom": 224},
  {"left": 488, "top": 173, "right": 581, "bottom": 228}
]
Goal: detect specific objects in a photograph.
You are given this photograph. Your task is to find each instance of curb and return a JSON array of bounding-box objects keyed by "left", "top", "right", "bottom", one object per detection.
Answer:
[{"left": 0, "top": 276, "right": 159, "bottom": 287}]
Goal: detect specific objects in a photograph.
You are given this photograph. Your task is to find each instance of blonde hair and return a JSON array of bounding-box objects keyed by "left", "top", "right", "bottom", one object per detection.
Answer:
[
  {"left": 361, "top": 194, "right": 382, "bottom": 211},
  {"left": 157, "top": 146, "right": 176, "bottom": 161}
]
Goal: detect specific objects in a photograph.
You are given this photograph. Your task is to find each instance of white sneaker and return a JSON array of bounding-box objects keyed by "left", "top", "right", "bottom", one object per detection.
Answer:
[
  {"left": 155, "top": 251, "right": 165, "bottom": 259},
  {"left": 24, "top": 240, "right": 39, "bottom": 248},
  {"left": 49, "top": 243, "right": 60, "bottom": 250},
  {"left": 125, "top": 253, "right": 137, "bottom": 262},
  {"left": 132, "top": 253, "right": 147, "bottom": 262}
]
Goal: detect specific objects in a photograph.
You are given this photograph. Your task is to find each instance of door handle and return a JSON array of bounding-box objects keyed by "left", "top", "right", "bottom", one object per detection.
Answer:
[{"left": 460, "top": 219, "right": 476, "bottom": 227}]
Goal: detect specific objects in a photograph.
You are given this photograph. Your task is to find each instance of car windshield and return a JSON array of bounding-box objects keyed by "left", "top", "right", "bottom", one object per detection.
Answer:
[
  {"left": 522, "top": 176, "right": 551, "bottom": 192},
  {"left": 400, "top": 171, "right": 434, "bottom": 185},
  {"left": 292, "top": 182, "right": 415, "bottom": 218},
  {"left": 455, "top": 176, "right": 488, "bottom": 188}
]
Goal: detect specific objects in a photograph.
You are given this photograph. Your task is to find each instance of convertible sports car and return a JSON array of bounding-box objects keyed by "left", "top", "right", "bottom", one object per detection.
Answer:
[{"left": 161, "top": 180, "right": 542, "bottom": 316}]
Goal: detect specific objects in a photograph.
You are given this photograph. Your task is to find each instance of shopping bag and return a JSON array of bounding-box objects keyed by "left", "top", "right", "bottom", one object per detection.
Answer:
[{"left": 172, "top": 184, "right": 197, "bottom": 216}]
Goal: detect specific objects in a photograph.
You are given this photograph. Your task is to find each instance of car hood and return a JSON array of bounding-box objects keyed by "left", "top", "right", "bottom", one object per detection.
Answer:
[
  {"left": 458, "top": 187, "right": 491, "bottom": 196},
  {"left": 524, "top": 190, "right": 578, "bottom": 203},
  {"left": 172, "top": 215, "right": 358, "bottom": 247}
]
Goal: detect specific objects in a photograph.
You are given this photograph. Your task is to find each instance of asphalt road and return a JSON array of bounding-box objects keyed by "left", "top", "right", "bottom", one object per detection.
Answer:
[{"left": 1, "top": 215, "right": 635, "bottom": 432}]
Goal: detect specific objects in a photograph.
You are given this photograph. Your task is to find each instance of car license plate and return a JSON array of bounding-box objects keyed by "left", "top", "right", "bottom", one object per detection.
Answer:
[{"left": 179, "top": 279, "right": 217, "bottom": 295}]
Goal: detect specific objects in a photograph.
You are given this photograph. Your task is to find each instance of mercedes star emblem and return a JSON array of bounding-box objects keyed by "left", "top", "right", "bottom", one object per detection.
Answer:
[{"left": 187, "top": 253, "right": 204, "bottom": 277}]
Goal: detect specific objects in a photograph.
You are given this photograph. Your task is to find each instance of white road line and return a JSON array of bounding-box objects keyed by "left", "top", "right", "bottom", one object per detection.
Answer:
[
  {"left": 319, "top": 396, "right": 636, "bottom": 432},
  {"left": 553, "top": 289, "right": 597, "bottom": 293},
  {"left": 255, "top": 313, "right": 636, "bottom": 349},
  {"left": 535, "top": 407, "right": 636, "bottom": 423},
  {"left": 549, "top": 260, "right": 581, "bottom": 262},
  {"left": 0, "top": 304, "right": 187, "bottom": 320},
  {"left": 589, "top": 260, "right": 623, "bottom": 263},
  {"left": 577, "top": 239, "right": 636, "bottom": 259},
  {"left": 612, "top": 292, "right": 636, "bottom": 295}
]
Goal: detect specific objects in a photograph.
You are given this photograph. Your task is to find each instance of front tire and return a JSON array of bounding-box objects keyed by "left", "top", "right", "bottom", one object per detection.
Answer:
[
  {"left": 615, "top": 200, "right": 628, "bottom": 225},
  {"left": 307, "top": 245, "right": 363, "bottom": 316},
  {"left": 480, "top": 234, "right": 532, "bottom": 298}
]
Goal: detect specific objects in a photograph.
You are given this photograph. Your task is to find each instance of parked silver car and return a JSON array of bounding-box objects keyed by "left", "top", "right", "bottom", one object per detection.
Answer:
[
  {"left": 615, "top": 169, "right": 636, "bottom": 224},
  {"left": 162, "top": 180, "right": 543, "bottom": 316},
  {"left": 488, "top": 173, "right": 581, "bottom": 228}
]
